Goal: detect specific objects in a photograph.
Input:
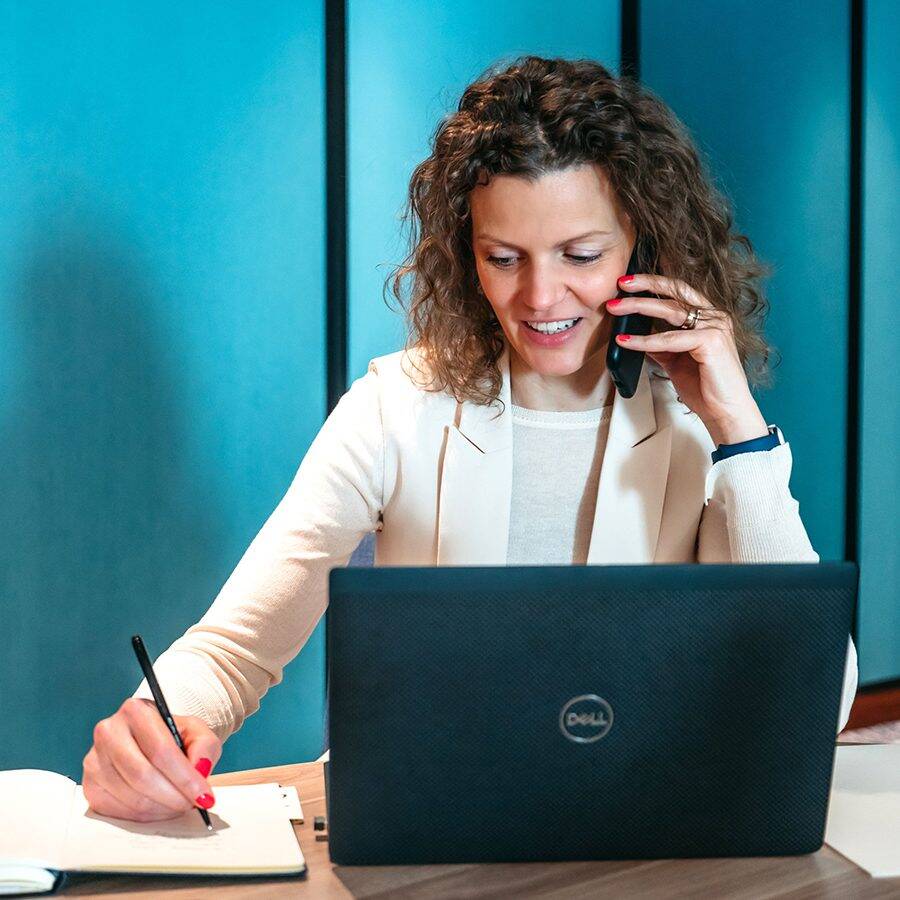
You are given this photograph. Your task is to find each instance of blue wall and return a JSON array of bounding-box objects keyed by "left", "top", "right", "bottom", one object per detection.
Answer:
[
  {"left": 642, "top": 0, "right": 849, "bottom": 562},
  {"left": 641, "top": 0, "right": 898, "bottom": 685},
  {"left": 1, "top": 0, "right": 897, "bottom": 780},
  {"left": 347, "top": 0, "right": 620, "bottom": 381},
  {"left": 858, "top": 0, "right": 900, "bottom": 683},
  {"left": 0, "top": 1, "right": 327, "bottom": 775}
]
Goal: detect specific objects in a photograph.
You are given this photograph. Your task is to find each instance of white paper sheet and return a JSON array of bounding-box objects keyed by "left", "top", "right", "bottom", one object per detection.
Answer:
[
  {"left": 825, "top": 744, "right": 900, "bottom": 878},
  {"left": 62, "top": 782, "right": 305, "bottom": 875}
]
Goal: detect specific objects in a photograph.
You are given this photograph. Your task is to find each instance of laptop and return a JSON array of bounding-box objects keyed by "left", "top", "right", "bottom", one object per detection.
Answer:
[{"left": 324, "top": 561, "right": 857, "bottom": 865}]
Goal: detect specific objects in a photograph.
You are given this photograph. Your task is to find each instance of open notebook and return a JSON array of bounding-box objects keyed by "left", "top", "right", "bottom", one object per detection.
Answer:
[{"left": 0, "top": 769, "right": 306, "bottom": 895}]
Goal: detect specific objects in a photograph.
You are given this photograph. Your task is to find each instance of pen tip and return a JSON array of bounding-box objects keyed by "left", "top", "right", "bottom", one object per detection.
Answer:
[{"left": 207, "top": 824, "right": 213, "bottom": 831}]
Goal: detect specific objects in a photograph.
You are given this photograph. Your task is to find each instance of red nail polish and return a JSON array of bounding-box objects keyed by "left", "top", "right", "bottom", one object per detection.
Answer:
[
  {"left": 195, "top": 792, "right": 215, "bottom": 809},
  {"left": 618, "top": 334, "right": 632, "bottom": 341},
  {"left": 618, "top": 274, "right": 635, "bottom": 284},
  {"left": 607, "top": 298, "right": 621, "bottom": 306},
  {"left": 195, "top": 758, "right": 213, "bottom": 778}
]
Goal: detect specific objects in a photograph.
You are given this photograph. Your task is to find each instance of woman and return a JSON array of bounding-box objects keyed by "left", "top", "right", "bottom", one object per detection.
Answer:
[{"left": 83, "top": 55, "right": 858, "bottom": 822}]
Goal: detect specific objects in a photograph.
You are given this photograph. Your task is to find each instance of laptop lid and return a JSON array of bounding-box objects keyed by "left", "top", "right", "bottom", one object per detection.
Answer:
[{"left": 325, "top": 561, "right": 857, "bottom": 865}]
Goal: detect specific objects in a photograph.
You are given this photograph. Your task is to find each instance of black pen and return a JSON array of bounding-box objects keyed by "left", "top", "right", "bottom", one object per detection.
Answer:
[{"left": 131, "top": 634, "right": 213, "bottom": 831}]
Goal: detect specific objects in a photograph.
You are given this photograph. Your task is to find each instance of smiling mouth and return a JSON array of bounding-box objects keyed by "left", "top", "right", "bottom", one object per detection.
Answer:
[{"left": 524, "top": 317, "right": 583, "bottom": 334}]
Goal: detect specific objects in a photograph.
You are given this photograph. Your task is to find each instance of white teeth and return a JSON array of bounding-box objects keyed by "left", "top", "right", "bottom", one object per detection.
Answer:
[{"left": 527, "top": 317, "right": 581, "bottom": 334}]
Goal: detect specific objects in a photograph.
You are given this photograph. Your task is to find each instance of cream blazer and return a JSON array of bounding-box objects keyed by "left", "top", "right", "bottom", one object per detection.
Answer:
[{"left": 134, "top": 340, "right": 858, "bottom": 745}]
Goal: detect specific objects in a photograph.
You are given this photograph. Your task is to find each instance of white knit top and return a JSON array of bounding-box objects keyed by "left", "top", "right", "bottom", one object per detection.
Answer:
[{"left": 507, "top": 403, "right": 613, "bottom": 566}]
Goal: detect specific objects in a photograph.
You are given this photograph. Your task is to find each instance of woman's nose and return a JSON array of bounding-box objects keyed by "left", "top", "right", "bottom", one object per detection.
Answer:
[{"left": 520, "top": 268, "right": 566, "bottom": 312}]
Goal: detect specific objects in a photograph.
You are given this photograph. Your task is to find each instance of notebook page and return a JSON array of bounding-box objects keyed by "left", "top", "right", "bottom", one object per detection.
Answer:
[
  {"left": 0, "top": 770, "right": 76, "bottom": 869},
  {"left": 62, "top": 782, "right": 305, "bottom": 875}
]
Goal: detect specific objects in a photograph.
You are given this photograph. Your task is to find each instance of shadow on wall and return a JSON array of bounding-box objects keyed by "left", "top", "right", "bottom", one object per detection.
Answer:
[{"left": 0, "top": 206, "right": 225, "bottom": 779}]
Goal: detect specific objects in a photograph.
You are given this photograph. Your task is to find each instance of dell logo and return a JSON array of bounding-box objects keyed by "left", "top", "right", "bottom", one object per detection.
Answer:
[
  {"left": 567, "top": 710, "right": 609, "bottom": 728},
  {"left": 559, "top": 694, "right": 614, "bottom": 743}
]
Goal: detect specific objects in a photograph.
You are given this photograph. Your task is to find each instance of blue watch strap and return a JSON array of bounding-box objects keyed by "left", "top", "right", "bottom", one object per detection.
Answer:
[{"left": 711, "top": 425, "right": 781, "bottom": 464}]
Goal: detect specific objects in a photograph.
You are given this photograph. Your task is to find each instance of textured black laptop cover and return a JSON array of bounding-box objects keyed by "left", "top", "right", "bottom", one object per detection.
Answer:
[{"left": 325, "top": 562, "right": 857, "bottom": 865}]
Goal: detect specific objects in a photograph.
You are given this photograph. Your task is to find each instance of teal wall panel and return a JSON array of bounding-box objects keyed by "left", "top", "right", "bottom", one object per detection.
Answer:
[
  {"left": 346, "top": 0, "right": 621, "bottom": 383},
  {"left": 642, "top": 1, "right": 900, "bottom": 684},
  {"left": 858, "top": 0, "right": 900, "bottom": 683},
  {"left": 0, "top": 2, "right": 326, "bottom": 776},
  {"left": 2, "top": 0, "right": 896, "bottom": 787},
  {"left": 641, "top": 1, "right": 849, "bottom": 563}
]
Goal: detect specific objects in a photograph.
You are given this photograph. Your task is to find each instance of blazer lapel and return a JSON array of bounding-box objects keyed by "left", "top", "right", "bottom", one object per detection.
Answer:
[
  {"left": 585, "top": 362, "right": 672, "bottom": 564},
  {"left": 435, "top": 340, "right": 672, "bottom": 566},
  {"left": 436, "top": 345, "right": 514, "bottom": 565}
]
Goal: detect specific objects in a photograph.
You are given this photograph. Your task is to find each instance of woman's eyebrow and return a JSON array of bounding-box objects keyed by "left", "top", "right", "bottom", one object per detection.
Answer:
[{"left": 475, "top": 229, "right": 613, "bottom": 248}]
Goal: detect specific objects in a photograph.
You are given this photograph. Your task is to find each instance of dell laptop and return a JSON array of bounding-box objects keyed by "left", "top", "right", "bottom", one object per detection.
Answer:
[{"left": 324, "top": 561, "right": 857, "bottom": 865}]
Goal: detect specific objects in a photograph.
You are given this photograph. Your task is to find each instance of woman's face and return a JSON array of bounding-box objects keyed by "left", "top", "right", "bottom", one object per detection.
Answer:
[{"left": 470, "top": 162, "right": 635, "bottom": 378}]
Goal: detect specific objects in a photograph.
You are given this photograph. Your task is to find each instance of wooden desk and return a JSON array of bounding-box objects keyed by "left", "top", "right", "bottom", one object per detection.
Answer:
[{"left": 63, "top": 760, "right": 897, "bottom": 898}]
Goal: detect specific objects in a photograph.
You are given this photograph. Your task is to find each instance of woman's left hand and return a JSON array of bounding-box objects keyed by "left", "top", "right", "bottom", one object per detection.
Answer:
[{"left": 606, "top": 274, "right": 769, "bottom": 447}]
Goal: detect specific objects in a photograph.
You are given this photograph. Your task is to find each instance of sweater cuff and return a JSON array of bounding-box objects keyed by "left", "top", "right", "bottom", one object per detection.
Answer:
[
  {"left": 702, "top": 440, "right": 819, "bottom": 562},
  {"left": 704, "top": 440, "right": 795, "bottom": 515},
  {"left": 131, "top": 651, "right": 235, "bottom": 742}
]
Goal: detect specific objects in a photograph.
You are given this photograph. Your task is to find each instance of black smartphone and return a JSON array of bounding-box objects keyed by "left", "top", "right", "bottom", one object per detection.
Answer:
[{"left": 605, "top": 239, "right": 657, "bottom": 399}]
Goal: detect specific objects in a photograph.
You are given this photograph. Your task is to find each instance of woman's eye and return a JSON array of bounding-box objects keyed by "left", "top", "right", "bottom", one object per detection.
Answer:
[{"left": 486, "top": 253, "right": 602, "bottom": 269}]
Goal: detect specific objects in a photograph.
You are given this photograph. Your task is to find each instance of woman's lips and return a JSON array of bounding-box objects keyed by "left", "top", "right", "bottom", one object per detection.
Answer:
[{"left": 520, "top": 317, "right": 585, "bottom": 347}]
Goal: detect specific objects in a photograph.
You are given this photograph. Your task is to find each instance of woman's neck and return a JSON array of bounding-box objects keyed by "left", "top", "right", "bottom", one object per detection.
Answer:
[{"left": 509, "top": 343, "right": 615, "bottom": 412}]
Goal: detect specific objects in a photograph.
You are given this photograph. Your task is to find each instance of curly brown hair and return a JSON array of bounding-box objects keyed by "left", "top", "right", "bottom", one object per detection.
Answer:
[{"left": 385, "top": 54, "right": 776, "bottom": 411}]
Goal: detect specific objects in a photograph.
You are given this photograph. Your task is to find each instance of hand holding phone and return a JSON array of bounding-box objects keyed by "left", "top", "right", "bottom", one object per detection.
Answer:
[{"left": 605, "top": 240, "right": 657, "bottom": 399}]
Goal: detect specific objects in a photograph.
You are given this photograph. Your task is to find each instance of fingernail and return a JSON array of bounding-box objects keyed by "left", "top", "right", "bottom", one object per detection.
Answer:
[
  {"left": 195, "top": 758, "right": 213, "bottom": 778},
  {"left": 195, "top": 792, "right": 215, "bottom": 809},
  {"left": 606, "top": 298, "right": 622, "bottom": 306},
  {"left": 618, "top": 275, "right": 635, "bottom": 284},
  {"left": 618, "top": 334, "right": 632, "bottom": 341}
]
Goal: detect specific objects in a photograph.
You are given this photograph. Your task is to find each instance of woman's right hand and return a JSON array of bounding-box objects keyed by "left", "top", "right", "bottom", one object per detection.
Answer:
[{"left": 83, "top": 697, "right": 223, "bottom": 822}]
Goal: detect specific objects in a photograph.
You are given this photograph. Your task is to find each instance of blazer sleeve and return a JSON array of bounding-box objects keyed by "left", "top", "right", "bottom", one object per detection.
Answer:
[
  {"left": 132, "top": 366, "right": 385, "bottom": 741},
  {"left": 696, "top": 441, "right": 858, "bottom": 733}
]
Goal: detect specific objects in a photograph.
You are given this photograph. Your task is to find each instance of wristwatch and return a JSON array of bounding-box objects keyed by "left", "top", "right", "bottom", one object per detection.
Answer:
[{"left": 711, "top": 424, "right": 785, "bottom": 464}]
